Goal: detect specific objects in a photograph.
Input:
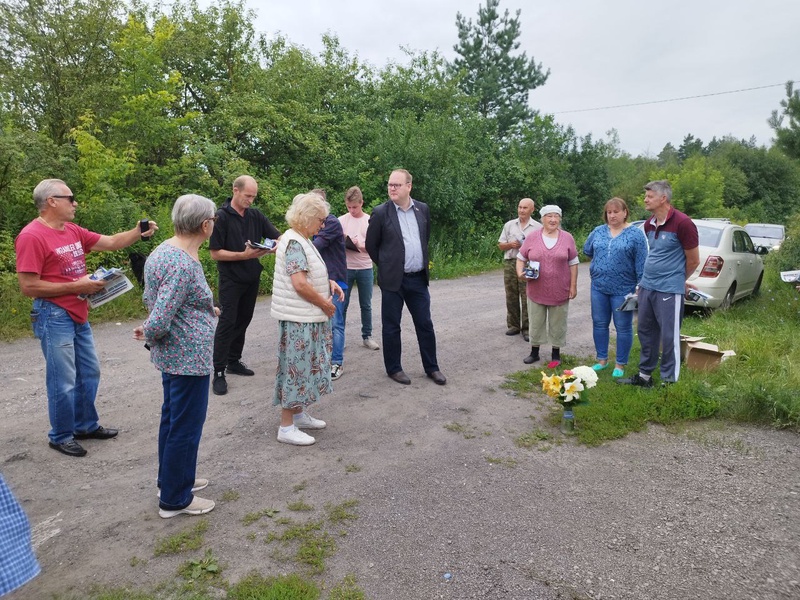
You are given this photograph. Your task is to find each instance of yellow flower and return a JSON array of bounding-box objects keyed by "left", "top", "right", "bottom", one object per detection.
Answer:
[{"left": 541, "top": 372, "right": 563, "bottom": 398}]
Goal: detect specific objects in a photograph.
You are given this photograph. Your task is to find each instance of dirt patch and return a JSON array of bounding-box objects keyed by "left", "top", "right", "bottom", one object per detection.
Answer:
[{"left": 2, "top": 265, "right": 799, "bottom": 599}]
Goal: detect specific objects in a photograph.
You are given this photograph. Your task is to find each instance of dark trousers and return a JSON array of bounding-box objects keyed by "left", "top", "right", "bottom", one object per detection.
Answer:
[
  {"left": 637, "top": 288, "right": 684, "bottom": 382},
  {"left": 213, "top": 276, "right": 259, "bottom": 371},
  {"left": 158, "top": 373, "right": 209, "bottom": 510},
  {"left": 381, "top": 272, "right": 439, "bottom": 375}
]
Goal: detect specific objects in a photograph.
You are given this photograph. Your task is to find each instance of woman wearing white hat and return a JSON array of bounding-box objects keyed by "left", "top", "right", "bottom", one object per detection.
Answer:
[{"left": 516, "top": 204, "right": 579, "bottom": 368}]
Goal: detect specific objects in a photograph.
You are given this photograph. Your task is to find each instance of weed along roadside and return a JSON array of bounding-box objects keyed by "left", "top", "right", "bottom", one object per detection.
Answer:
[{"left": 2, "top": 266, "right": 799, "bottom": 600}]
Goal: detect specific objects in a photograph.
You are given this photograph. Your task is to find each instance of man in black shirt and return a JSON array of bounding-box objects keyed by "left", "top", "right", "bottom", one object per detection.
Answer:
[{"left": 209, "top": 175, "right": 281, "bottom": 395}]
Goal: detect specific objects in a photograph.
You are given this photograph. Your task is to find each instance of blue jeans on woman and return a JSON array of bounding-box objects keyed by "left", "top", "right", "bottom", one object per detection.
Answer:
[
  {"left": 590, "top": 286, "right": 633, "bottom": 365},
  {"left": 344, "top": 268, "right": 374, "bottom": 340},
  {"left": 158, "top": 373, "right": 209, "bottom": 511},
  {"left": 32, "top": 299, "right": 101, "bottom": 444}
]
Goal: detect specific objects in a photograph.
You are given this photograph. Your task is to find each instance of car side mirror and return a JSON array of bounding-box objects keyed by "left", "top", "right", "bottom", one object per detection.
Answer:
[{"left": 756, "top": 246, "right": 769, "bottom": 255}]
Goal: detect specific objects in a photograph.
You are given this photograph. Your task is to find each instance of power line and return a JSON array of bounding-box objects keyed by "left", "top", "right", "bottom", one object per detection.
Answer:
[{"left": 553, "top": 81, "right": 797, "bottom": 115}]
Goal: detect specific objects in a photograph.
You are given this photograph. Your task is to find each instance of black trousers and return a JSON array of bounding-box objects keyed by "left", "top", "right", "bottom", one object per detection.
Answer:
[{"left": 213, "top": 276, "right": 260, "bottom": 372}]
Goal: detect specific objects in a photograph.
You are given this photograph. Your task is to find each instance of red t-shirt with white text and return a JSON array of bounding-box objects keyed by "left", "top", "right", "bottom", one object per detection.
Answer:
[{"left": 15, "top": 220, "right": 101, "bottom": 324}]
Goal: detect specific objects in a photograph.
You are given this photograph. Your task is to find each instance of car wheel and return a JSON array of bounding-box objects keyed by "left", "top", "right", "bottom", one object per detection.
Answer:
[
  {"left": 752, "top": 272, "right": 763, "bottom": 296},
  {"left": 719, "top": 283, "right": 736, "bottom": 310}
]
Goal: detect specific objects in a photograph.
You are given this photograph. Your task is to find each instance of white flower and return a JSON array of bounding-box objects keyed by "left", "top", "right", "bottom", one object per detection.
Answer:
[
  {"left": 562, "top": 378, "right": 584, "bottom": 402},
  {"left": 571, "top": 365, "right": 598, "bottom": 389}
]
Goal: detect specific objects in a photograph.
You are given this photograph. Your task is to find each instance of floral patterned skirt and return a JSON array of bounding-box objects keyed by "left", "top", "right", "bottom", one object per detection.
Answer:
[{"left": 273, "top": 320, "right": 333, "bottom": 408}]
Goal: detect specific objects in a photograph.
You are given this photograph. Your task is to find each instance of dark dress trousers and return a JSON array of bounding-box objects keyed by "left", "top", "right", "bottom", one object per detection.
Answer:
[{"left": 366, "top": 199, "right": 439, "bottom": 375}]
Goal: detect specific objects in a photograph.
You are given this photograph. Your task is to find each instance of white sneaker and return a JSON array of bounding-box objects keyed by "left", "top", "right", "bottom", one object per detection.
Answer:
[
  {"left": 277, "top": 425, "right": 316, "bottom": 446},
  {"left": 331, "top": 364, "right": 343, "bottom": 380},
  {"left": 363, "top": 337, "right": 380, "bottom": 350},
  {"left": 159, "top": 495, "right": 215, "bottom": 519},
  {"left": 293, "top": 412, "right": 327, "bottom": 430},
  {"left": 156, "top": 478, "right": 209, "bottom": 498}
]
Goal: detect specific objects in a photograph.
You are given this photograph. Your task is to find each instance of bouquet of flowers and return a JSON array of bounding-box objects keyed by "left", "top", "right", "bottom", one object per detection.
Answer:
[{"left": 541, "top": 365, "right": 598, "bottom": 406}]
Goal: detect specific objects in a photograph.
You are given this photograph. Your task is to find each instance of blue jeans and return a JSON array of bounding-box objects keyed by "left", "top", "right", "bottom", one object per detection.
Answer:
[
  {"left": 590, "top": 287, "right": 634, "bottom": 365},
  {"left": 344, "top": 268, "right": 374, "bottom": 339},
  {"left": 158, "top": 372, "right": 209, "bottom": 510},
  {"left": 331, "top": 287, "right": 346, "bottom": 366},
  {"left": 31, "top": 299, "right": 101, "bottom": 444}
]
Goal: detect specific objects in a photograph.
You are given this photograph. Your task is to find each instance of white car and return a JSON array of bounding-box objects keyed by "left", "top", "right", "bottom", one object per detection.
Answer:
[
  {"left": 686, "top": 220, "right": 767, "bottom": 309},
  {"left": 744, "top": 223, "right": 785, "bottom": 252}
]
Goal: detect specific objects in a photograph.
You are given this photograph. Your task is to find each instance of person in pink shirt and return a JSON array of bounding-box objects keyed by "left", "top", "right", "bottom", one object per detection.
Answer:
[
  {"left": 516, "top": 205, "right": 579, "bottom": 368},
  {"left": 339, "top": 186, "right": 380, "bottom": 351}
]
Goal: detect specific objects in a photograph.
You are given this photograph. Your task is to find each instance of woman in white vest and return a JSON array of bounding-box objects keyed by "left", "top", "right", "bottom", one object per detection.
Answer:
[{"left": 271, "top": 192, "right": 344, "bottom": 445}]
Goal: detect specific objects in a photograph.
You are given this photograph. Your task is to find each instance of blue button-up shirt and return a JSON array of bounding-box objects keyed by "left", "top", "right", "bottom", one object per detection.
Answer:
[{"left": 395, "top": 200, "right": 424, "bottom": 273}]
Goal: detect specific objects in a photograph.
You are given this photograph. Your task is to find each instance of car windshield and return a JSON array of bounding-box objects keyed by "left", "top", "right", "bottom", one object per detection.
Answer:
[
  {"left": 696, "top": 225, "right": 723, "bottom": 248},
  {"left": 744, "top": 225, "right": 784, "bottom": 239}
]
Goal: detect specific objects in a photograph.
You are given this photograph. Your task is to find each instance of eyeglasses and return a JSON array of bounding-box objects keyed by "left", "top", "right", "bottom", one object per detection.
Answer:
[
  {"left": 52, "top": 195, "right": 76, "bottom": 204},
  {"left": 388, "top": 183, "right": 408, "bottom": 189},
  {"left": 317, "top": 217, "right": 326, "bottom": 225},
  {"left": 204, "top": 216, "right": 219, "bottom": 223}
]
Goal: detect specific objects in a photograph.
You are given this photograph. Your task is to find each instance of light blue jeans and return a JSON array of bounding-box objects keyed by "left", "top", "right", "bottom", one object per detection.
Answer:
[
  {"left": 31, "top": 299, "right": 101, "bottom": 444},
  {"left": 344, "top": 268, "right": 374, "bottom": 339},
  {"left": 590, "top": 286, "right": 633, "bottom": 365}
]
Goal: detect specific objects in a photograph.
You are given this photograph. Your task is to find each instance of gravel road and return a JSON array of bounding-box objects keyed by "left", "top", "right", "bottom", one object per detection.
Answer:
[{"left": 2, "top": 263, "right": 799, "bottom": 599}]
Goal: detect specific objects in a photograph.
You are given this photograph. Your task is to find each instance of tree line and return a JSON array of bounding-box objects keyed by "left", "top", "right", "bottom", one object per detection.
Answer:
[{"left": 2, "top": 0, "right": 800, "bottom": 276}]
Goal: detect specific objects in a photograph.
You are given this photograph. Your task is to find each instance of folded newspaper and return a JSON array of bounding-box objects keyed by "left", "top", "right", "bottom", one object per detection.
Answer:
[
  {"left": 81, "top": 267, "right": 134, "bottom": 308},
  {"left": 780, "top": 270, "right": 800, "bottom": 283},
  {"left": 617, "top": 292, "right": 638, "bottom": 311}
]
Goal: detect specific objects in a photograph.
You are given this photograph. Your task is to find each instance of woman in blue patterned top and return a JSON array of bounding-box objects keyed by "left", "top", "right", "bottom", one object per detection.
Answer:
[
  {"left": 583, "top": 198, "right": 648, "bottom": 378},
  {"left": 134, "top": 194, "right": 219, "bottom": 519}
]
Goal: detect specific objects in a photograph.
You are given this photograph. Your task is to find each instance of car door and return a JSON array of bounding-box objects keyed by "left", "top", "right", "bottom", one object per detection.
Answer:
[{"left": 731, "top": 229, "right": 758, "bottom": 297}]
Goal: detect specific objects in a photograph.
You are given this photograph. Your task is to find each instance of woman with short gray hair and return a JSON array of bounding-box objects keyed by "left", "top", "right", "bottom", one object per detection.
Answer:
[{"left": 134, "top": 194, "right": 219, "bottom": 518}]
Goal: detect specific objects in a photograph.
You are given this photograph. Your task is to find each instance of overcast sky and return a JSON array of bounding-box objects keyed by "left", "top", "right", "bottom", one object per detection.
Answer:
[{"left": 242, "top": 0, "right": 798, "bottom": 157}]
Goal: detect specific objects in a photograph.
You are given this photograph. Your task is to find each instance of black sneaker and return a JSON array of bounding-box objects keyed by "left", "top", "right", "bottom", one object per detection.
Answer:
[
  {"left": 227, "top": 361, "right": 254, "bottom": 376},
  {"left": 212, "top": 371, "right": 228, "bottom": 395},
  {"left": 616, "top": 373, "right": 654, "bottom": 388}
]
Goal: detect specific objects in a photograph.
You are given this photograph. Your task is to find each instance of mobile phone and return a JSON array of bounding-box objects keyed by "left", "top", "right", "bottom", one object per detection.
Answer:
[
  {"left": 247, "top": 239, "right": 276, "bottom": 250},
  {"left": 139, "top": 219, "right": 150, "bottom": 242}
]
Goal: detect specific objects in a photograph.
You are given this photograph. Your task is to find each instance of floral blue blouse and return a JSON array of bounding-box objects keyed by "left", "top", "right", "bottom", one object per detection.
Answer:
[{"left": 142, "top": 242, "right": 216, "bottom": 376}]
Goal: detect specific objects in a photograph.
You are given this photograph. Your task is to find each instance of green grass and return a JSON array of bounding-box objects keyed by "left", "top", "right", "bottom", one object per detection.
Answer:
[
  {"left": 287, "top": 499, "right": 314, "bottom": 512},
  {"left": 328, "top": 574, "right": 367, "bottom": 600},
  {"left": 242, "top": 508, "right": 280, "bottom": 525},
  {"left": 153, "top": 520, "right": 209, "bottom": 556},
  {"left": 325, "top": 499, "right": 359, "bottom": 524},
  {"left": 506, "top": 275, "right": 800, "bottom": 445},
  {"left": 228, "top": 572, "right": 320, "bottom": 599},
  {"left": 177, "top": 549, "right": 222, "bottom": 582}
]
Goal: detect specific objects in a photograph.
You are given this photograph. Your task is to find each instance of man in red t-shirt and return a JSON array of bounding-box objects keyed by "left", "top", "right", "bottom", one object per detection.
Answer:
[{"left": 15, "top": 179, "right": 157, "bottom": 457}]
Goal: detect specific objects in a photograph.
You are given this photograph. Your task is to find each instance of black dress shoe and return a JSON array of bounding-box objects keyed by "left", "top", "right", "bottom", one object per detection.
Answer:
[
  {"left": 49, "top": 440, "right": 87, "bottom": 457},
  {"left": 427, "top": 371, "right": 447, "bottom": 385},
  {"left": 522, "top": 333, "right": 530, "bottom": 342},
  {"left": 73, "top": 425, "right": 119, "bottom": 440},
  {"left": 389, "top": 371, "right": 411, "bottom": 385},
  {"left": 505, "top": 328, "right": 521, "bottom": 336},
  {"left": 227, "top": 360, "right": 254, "bottom": 376}
]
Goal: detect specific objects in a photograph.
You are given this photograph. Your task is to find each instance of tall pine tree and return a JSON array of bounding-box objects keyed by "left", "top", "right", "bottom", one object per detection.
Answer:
[{"left": 451, "top": 0, "right": 549, "bottom": 137}]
